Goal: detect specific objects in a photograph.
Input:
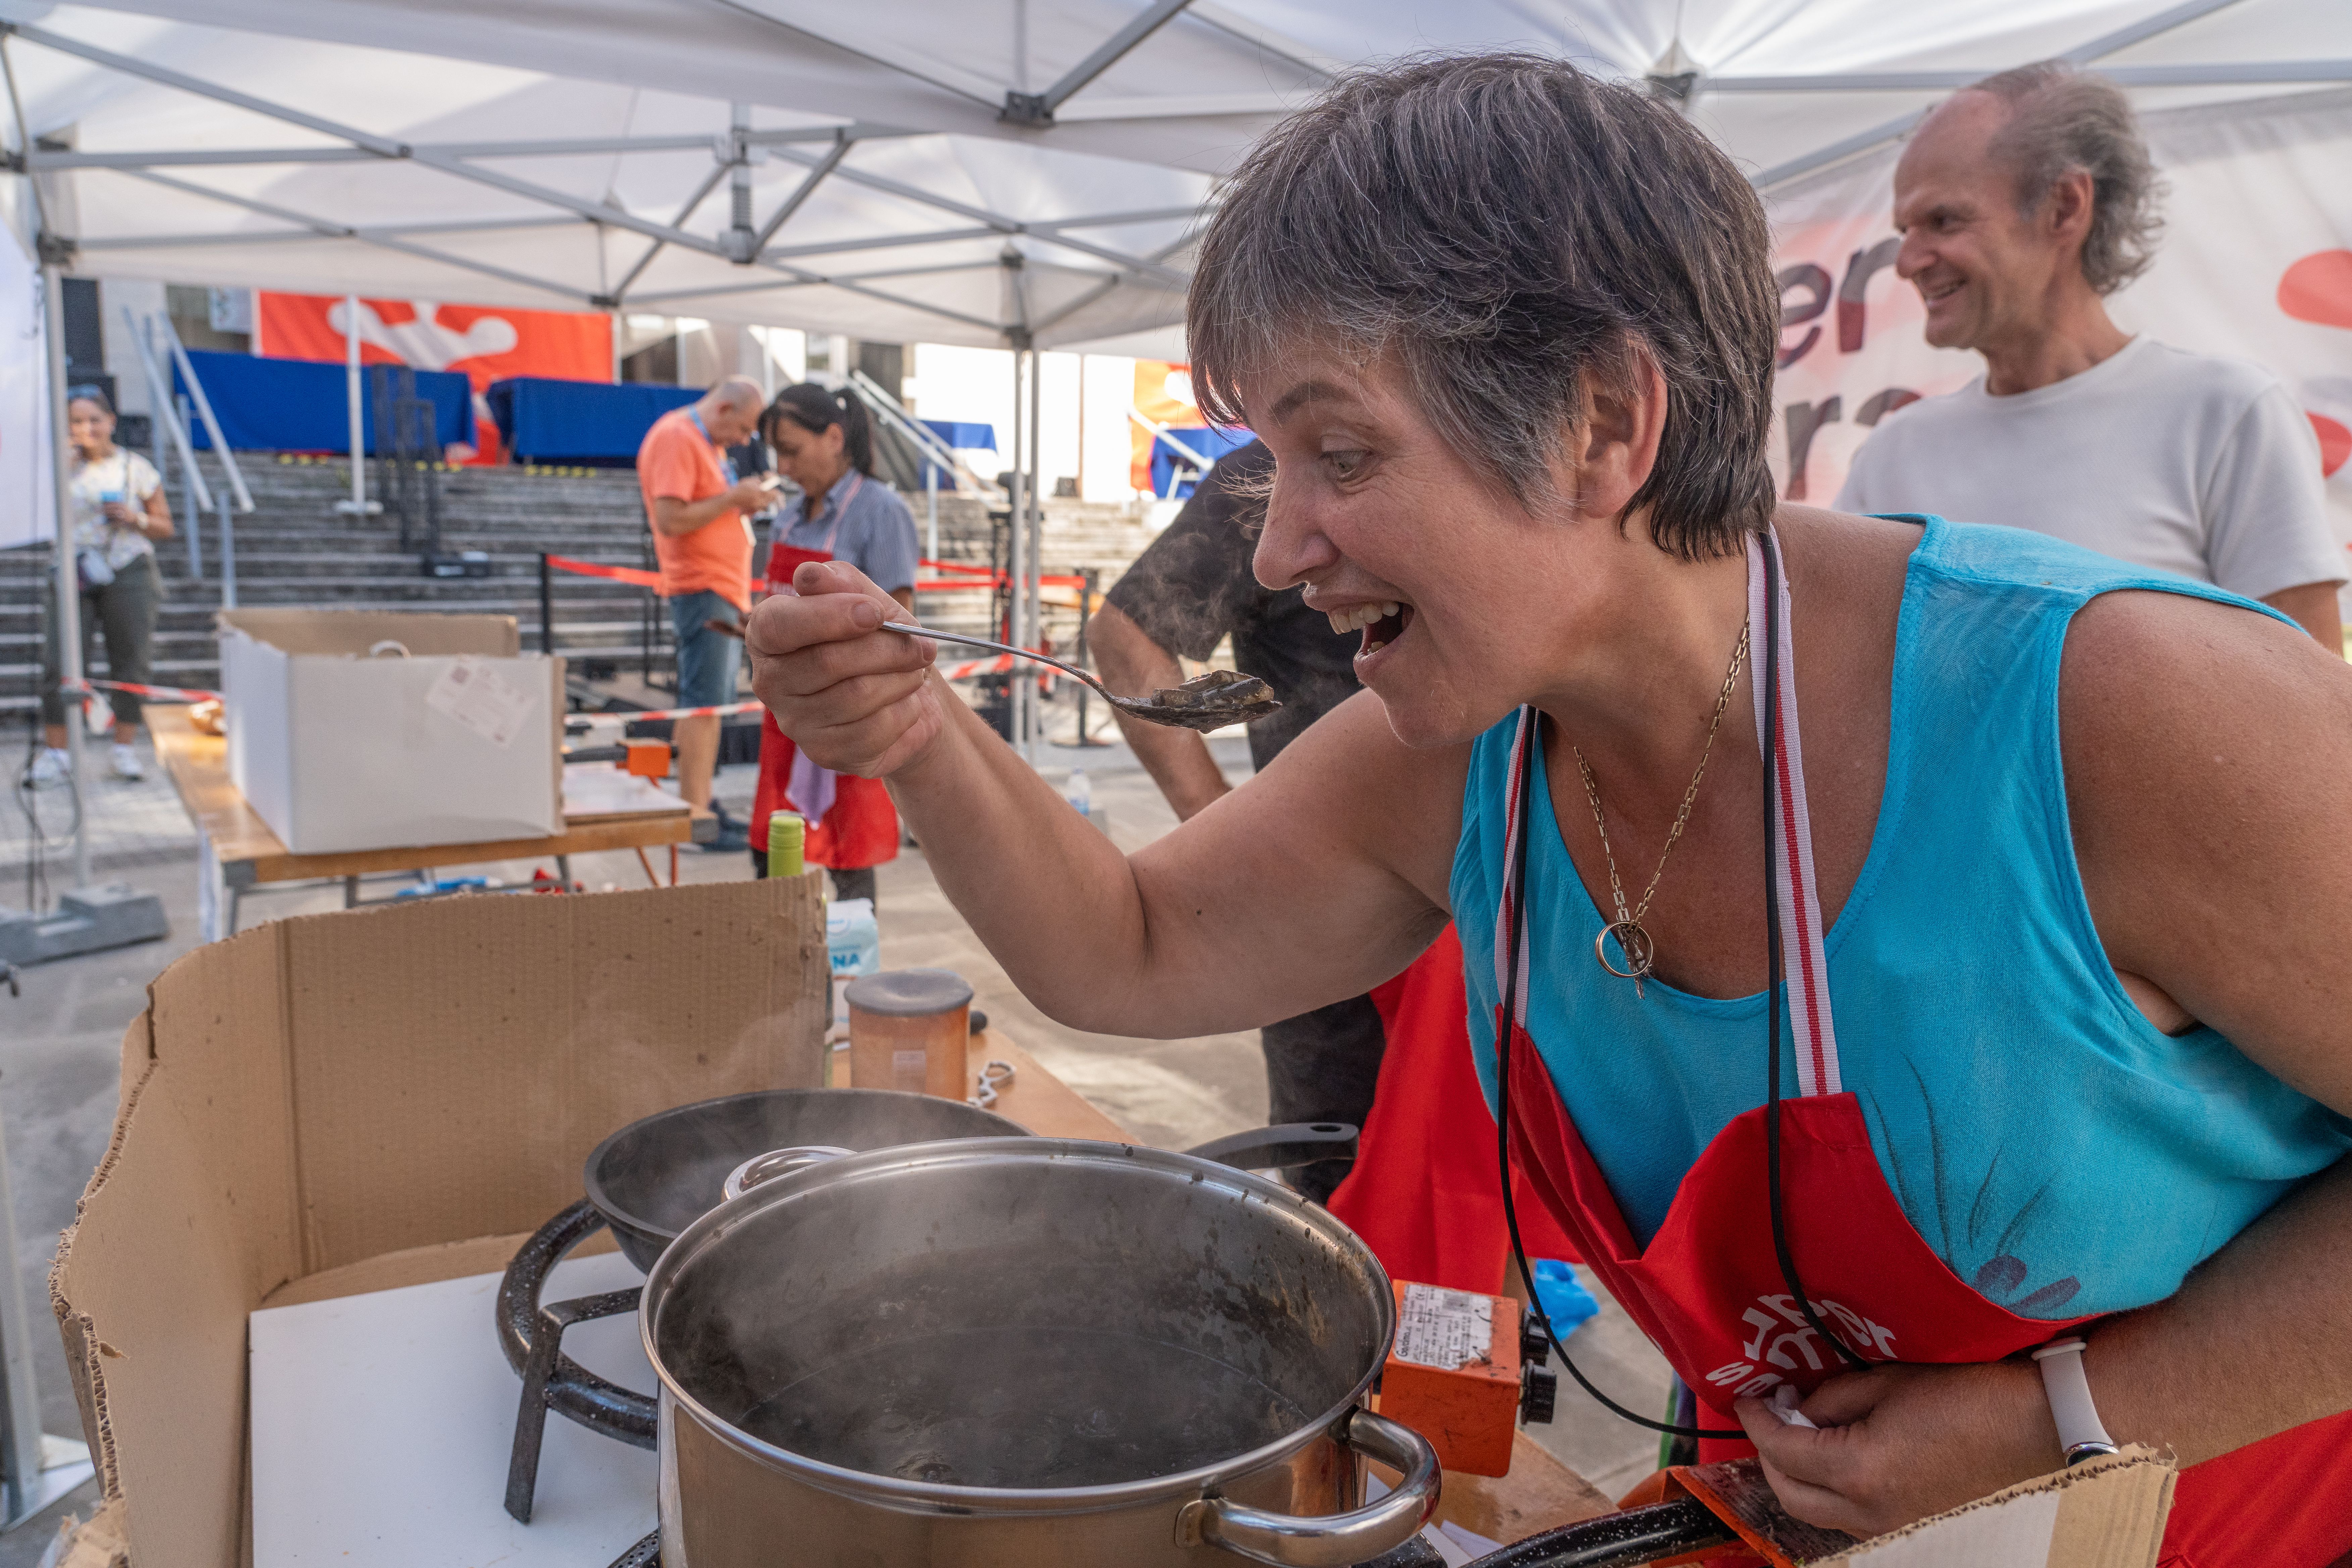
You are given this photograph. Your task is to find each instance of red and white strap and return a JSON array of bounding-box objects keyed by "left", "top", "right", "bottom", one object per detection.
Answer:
[
  {"left": 1748, "top": 530, "right": 1841, "bottom": 1097},
  {"left": 1490, "top": 532, "right": 1841, "bottom": 1099},
  {"left": 1494, "top": 707, "right": 1540, "bottom": 1020}
]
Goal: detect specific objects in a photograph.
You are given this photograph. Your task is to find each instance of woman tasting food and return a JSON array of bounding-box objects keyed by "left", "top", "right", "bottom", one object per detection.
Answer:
[
  {"left": 748, "top": 384, "right": 920, "bottom": 903},
  {"left": 31, "top": 386, "right": 174, "bottom": 787},
  {"left": 744, "top": 55, "right": 2352, "bottom": 1563}
]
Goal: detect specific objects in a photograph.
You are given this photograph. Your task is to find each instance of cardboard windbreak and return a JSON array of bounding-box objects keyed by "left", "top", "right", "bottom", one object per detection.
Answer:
[
  {"left": 1820, "top": 1447, "right": 2174, "bottom": 1567},
  {"left": 218, "top": 607, "right": 564, "bottom": 855},
  {"left": 49, "top": 876, "right": 828, "bottom": 1568}
]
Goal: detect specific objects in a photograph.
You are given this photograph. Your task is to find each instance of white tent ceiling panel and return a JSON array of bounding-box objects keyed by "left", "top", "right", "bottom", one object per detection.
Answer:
[{"left": 7, "top": 0, "right": 2348, "bottom": 352}]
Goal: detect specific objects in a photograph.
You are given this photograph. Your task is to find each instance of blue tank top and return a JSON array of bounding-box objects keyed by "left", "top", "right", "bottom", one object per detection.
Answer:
[{"left": 1453, "top": 517, "right": 2352, "bottom": 1318}]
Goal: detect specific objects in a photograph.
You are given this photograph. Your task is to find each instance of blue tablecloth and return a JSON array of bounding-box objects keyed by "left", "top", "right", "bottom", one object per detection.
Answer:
[
  {"left": 176, "top": 351, "right": 471, "bottom": 452},
  {"left": 486, "top": 378, "right": 700, "bottom": 463},
  {"left": 916, "top": 418, "right": 996, "bottom": 491},
  {"left": 1149, "top": 426, "right": 1255, "bottom": 499}
]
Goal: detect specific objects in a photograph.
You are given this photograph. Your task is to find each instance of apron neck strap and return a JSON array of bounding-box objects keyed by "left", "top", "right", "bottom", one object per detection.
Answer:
[
  {"left": 806, "top": 470, "right": 864, "bottom": 557},
  {"left": 1747, "top": 528, "right": 1840, "bottom": 1097},
  {"left": 1492, "top": 528, "right": 1842, "bottom": 1097}
]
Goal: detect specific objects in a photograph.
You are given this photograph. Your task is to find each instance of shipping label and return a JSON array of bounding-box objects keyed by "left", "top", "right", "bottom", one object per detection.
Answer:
[{"left": 425, "top": 656, "right": 533, "bottom": 747}]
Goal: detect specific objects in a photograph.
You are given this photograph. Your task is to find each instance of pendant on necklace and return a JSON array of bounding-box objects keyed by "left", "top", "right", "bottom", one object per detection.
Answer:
[{"left": 1595, "top": 919, "right": 1656, "bottom": 999}]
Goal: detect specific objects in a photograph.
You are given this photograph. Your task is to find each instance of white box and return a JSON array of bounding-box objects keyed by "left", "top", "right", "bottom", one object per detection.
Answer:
[{"left": 220, "top": 608, "right": 564, "bottom": 854}]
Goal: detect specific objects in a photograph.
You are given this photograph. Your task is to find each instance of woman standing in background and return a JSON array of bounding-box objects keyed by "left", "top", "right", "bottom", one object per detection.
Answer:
[
  {"left": 29, "top": 387, "right": 174, "bottom": 787},
  {"left": 750, "top": 384, "right": 920, "bottom": 904}
]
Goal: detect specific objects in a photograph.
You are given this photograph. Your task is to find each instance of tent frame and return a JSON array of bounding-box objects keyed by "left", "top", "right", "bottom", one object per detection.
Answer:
[{"left": 0, "top": 20, "right": 1206, "bottom": 338}]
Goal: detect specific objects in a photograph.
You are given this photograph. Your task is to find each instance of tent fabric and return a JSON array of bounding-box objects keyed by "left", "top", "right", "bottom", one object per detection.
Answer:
[
  {"left": 173, "top": 348, "right": 470, "bottom": 452},
  {"left": 6, "top": 1, "right": 2347, "bottom": 357},
  {"left": 484, "top": 376, "right": 698, "bottom": 463}
]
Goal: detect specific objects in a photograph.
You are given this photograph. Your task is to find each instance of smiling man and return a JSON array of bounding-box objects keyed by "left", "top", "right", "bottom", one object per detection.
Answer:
[{"left": 1838, "top": 62, "right": 2344, "bottom": 648}]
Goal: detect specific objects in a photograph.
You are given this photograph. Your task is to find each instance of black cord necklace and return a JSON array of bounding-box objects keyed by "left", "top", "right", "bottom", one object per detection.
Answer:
[{"left": 1496, "top": 530, "right": 1867, "bottom": 1444}]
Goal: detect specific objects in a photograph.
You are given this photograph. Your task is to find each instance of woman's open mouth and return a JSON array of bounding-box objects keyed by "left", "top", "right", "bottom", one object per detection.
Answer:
[{"left": 1326, "top": 601, "right": 1414, "bottom": 661}]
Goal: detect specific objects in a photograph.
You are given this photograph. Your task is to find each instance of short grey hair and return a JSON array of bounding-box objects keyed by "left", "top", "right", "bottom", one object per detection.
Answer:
[
  {"left": 1968, "top": 62, "right": 2165, "bottom": 294},
  {"left": 1186, "top": 53, "right": 1779, "bottom": 561}
]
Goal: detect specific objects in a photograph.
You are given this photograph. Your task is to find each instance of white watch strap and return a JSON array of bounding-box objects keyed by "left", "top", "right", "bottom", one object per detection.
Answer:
[{"left": 2031, "top": 1338, "right": 2119, "bottom": 1465}]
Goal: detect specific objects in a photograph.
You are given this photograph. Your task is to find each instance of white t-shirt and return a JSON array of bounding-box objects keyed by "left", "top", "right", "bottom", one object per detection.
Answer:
[
  {"left": 71, "top": 449, "right": 163, "bottom": 571},
  {"left": 1836, "top": 337, "right": 2342, "bottom": 602}
]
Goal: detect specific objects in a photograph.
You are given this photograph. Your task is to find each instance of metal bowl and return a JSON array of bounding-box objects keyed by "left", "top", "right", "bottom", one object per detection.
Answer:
[{"left": 583, "top": 1087, "right": 1028, "bottom": 1271}]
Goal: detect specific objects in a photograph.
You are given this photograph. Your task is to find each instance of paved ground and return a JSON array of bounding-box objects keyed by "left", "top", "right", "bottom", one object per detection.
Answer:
[{"left": 0, "top": 726, "right": 1669, "bottom": 1561}]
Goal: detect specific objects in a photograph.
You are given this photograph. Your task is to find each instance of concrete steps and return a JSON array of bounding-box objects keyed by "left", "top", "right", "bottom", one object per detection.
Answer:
[{"left": 3, "top": 454, "right": 1169, "bottom": 719}]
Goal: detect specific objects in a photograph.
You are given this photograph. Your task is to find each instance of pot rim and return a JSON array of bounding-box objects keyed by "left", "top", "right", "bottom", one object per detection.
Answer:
[
  {"left": 584, "top": 1086, "right": 1030, "bottom": 1252},
  {"left": 639, "top": 1137, "right": 1396, "bottom": 1518}
]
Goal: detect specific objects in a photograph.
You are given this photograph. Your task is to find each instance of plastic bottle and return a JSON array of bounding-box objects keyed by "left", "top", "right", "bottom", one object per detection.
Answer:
[
  {"left": 1066, "top": 768, "right": 1091, "bottom": 819},
  {"left": 767, "top": 812, "right": 805, "bottom": 878}
]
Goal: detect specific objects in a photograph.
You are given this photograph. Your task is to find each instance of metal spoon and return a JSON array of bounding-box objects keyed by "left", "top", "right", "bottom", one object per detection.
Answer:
[{"left": 877, "top": 621, "right": 1280, "bottom": 732}]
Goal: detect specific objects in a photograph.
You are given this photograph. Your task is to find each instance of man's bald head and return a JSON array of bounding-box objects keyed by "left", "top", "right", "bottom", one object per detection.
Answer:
[{"left": 697, "top": 376, "right": 768, "bottom": 444}]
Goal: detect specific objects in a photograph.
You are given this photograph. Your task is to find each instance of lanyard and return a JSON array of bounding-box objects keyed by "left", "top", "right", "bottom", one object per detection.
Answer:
[
  {"left": 687, "top": 407, "right": 739, "bottom": 484},
  {"left": 1492, "top": 527, "right": 1860, "bottom": 1441}
]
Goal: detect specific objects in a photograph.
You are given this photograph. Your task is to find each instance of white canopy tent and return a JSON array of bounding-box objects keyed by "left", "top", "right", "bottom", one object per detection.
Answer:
[
  {"left": 5, "top": 0, "right": 2347, "bottom": 773},
  {"left": 3, "top": 0, "right": 2348, "bottom": 353}
]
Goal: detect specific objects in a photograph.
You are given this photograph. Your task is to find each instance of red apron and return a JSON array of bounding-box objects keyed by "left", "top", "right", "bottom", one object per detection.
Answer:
[
  {"left": 752, "top": 477, "right": 900, "bottom": 870},
  {"left": 1494, "top": 532, "right": 2352, "bottom": 1565},
  {"left": 1328, "top": 925, "right": 1580, "bottom": 1294}
]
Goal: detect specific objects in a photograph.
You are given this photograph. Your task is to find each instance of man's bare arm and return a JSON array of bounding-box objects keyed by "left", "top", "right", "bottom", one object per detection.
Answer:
[
  {"left": 1087, "top": 602, "right": 1232, "bottom": 821},
  {"left": 2260, "top": 580, "right": 2343, "bottom": 655}
]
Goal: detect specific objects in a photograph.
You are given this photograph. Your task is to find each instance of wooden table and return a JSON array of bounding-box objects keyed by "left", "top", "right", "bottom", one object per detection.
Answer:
[{"left": 150, "top": 706, "right": 695, "bottom": 940}]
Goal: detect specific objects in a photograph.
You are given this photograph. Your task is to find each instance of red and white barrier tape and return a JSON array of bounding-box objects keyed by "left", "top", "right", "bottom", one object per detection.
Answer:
[
  {"left": 63, "top": 677, "right": 222, "bottom": 704},
  {"left": 545, "top": 553, "right": 663, "bottom": 590}
]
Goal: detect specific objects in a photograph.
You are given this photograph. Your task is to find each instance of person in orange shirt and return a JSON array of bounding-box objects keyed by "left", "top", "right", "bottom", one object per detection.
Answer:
[{"left": 637, "top": 377, "right": 770, "bottom": 844}]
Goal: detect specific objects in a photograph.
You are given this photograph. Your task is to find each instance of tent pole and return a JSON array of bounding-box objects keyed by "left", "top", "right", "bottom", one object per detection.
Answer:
[
  {"left": 336, "top": 293, "right": 370, "bottom": 516},
  {"left": 1007, "top": 347, "right": 1027, "bottom": 753},
  {"left": 1026, "top": 346, "right": 1042, "bottom": 764},
  {"left": 41, "top": 261, "right": 92, "bottom": 892}
]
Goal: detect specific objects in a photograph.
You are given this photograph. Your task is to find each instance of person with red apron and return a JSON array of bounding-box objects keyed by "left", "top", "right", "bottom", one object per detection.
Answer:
[
  {"left": 1465, "top": 530, "right": 2352, "bottom": 1562},
  {"left": 745, "top": 55, "right": 2352, "bottom": 1560},
  {"left": 751, "top": 384, "right": 920, "bottom": 902}
]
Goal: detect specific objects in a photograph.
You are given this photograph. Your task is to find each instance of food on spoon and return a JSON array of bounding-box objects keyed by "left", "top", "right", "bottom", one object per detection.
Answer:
[{"left": 1132, "top": 670, "right": 1282, "bottom": 731}]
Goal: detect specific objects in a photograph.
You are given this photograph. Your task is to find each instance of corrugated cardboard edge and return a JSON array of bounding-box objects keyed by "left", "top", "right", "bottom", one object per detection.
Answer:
[
  {"left": 47, "top": 1013, "right": 158, "bottom": 1506},
  {"left": 1821, "top": 1446, "right": 2174, "bottom": 1567},
  {"left": 53, "top": 1497, "right": 129, "bottom": 1568},
  {"left": 48, "top": 878, "right": 825, "bottom": 1568}
]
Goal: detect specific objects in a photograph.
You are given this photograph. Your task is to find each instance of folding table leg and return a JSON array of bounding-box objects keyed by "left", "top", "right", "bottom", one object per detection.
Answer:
[{"left": 634, "top": 847, "right": 659, "bottom": 888}]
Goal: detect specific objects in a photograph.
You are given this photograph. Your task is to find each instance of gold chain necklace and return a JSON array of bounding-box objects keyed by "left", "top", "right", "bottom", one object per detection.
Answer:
[{"left": 1573, "top": 621, "right": 1750, "bottom": 999}]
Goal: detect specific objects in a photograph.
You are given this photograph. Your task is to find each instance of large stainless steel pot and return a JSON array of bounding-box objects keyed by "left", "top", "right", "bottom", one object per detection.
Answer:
[{"left": 639, "top": 1138, "right": 1440, "bottom": 1567}]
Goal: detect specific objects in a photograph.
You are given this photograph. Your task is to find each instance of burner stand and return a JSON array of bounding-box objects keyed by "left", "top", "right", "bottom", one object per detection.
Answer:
[{"left": 497, "top": 1198, "right": 658, "bottom": 1523}]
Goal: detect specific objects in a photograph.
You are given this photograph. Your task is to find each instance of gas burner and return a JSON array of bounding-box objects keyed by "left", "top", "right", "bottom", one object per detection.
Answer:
[{"left": 497, "top": 1198, "right": 655, "bottom": 1522}]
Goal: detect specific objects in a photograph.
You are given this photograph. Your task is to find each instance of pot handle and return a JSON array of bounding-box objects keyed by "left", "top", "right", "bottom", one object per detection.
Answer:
[
  {"left": 1184, "top": 1122, "right": 1358, "bottom": 1173},
  {"left": 722, "top": 1144, "right": 854, "bottom": 1200},
  {"left": 1175, "top": 1407, "right": 1440, "bottom": 1567}
]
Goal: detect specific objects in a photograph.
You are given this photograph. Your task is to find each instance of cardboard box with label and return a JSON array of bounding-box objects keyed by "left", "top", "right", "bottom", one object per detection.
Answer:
[
  {"left": 220, "top": 608, "right": 564, "bottom": 855},
  {"left": 49, "top": 877, "right": 827, "bottom": 1567}
]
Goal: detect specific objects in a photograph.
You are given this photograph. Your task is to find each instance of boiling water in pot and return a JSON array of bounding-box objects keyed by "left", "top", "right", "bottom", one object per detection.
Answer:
[{"left": 740, "top": 1325, "right": 1310, "bottom": 1488}]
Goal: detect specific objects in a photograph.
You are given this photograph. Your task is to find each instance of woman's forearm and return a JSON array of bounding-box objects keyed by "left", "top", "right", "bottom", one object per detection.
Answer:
[
  {"left": 2087, "top": 1155, "right": 2352, "bottom": 1464},
  {"left": 885, "top": 675, "right": 1173, "bottom": 1033}
]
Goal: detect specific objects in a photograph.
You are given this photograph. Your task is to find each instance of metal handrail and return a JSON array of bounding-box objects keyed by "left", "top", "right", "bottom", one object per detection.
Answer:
[
  {"left": 157, "top": 316, "right": 254, "bottom": 512},
  {"left": 847, "top": 367, "right": 1004, "bottom": 500},
  {"left": 119, "top": 307, "right": 214, "bottom": 515}
]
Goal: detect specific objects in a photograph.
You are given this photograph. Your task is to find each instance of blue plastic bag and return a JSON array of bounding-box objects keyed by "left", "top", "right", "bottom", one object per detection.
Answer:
[{"left": 1531, "top": 1259, "right": 1600, "bottom": 1344}]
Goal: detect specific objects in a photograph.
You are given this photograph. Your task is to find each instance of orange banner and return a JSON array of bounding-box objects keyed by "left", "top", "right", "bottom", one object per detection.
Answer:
[
  {"left": 254, "top": 293, "right": 612, "bottom": 463},
  {"left": 1131, "top": 359, "right": 1200, "bottom": 491}
]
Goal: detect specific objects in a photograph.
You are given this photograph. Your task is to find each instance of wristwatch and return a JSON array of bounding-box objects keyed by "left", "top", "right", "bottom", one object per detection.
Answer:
[{"left": 2031, "top": 1338, "right": 2121, "bottom": 1465}]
